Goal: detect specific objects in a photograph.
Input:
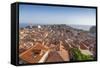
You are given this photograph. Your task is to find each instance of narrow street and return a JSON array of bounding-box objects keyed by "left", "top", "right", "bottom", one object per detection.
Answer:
[{"left": 46, "top": 51, "right": 64, "bottom": 62}]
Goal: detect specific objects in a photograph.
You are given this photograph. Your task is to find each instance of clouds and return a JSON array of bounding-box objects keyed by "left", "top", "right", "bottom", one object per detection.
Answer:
[{"left": 19, "top": 4, "right": 96, "bottom": 25}]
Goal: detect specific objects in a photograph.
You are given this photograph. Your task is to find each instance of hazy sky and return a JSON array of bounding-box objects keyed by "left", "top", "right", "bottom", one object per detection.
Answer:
[{"left": 19, "top": 4, "right": 96, "bottom": 25}]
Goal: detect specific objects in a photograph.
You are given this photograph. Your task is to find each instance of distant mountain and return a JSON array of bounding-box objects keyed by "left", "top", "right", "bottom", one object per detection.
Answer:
[{"left": 89, "top": 26, "right": 96, "bottom": 35}]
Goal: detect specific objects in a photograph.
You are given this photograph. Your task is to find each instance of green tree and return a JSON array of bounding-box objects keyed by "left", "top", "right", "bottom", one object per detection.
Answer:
[{"left": 70, "top": 48, "right": 93, "bottom": 61}]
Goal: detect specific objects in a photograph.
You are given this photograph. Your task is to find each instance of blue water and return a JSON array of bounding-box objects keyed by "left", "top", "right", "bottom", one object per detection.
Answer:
[{"left": 19, "top": 23, "right": 28, "bottom": 28}]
